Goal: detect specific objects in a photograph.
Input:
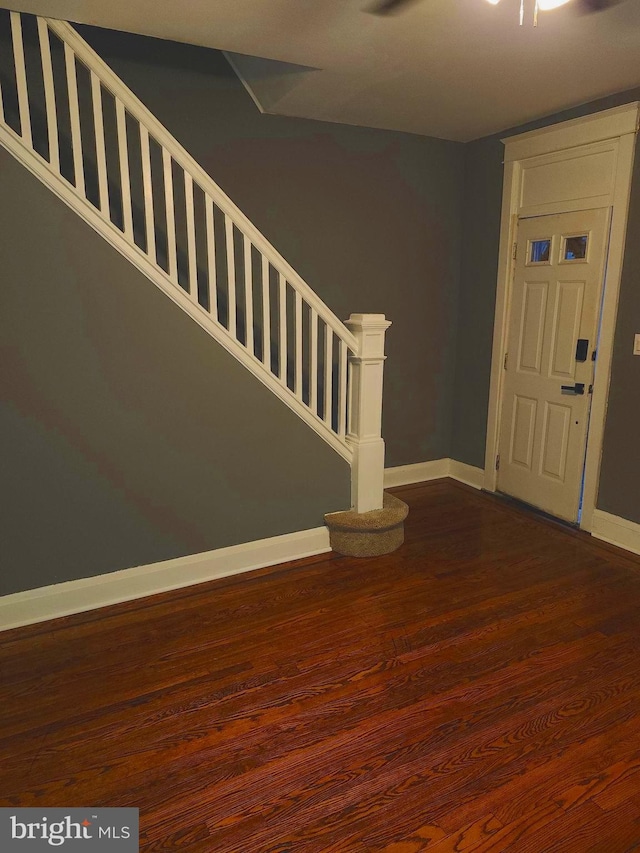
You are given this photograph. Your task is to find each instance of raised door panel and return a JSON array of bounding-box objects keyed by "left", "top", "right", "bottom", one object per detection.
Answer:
[
  {"left": 517, "top": 281, "right": 548, "bottom": 374},
  {"left": 549, "top": 281, "right": 585, "bottom": 379},
  {"left": 540, "top": 402, "right": 572, "bottom": 482},
  {"left": 509, "top": 396, "right": 537, "bottom": 470}
]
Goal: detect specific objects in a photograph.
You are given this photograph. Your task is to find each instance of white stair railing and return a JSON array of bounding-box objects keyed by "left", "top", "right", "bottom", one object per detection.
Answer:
[{"left": 0, "top": 10, "right": 391, "bottom": 512}]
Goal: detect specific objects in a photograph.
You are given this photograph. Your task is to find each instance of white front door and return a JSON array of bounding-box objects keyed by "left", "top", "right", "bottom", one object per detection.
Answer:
[{"left": 497, "top": 208, "right": 610, "bottom": 522}]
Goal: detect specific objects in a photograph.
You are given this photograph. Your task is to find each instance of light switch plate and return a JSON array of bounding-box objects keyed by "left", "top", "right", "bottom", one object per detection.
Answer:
[{"left": 634, "top": 334, "right": 640, "bottom": 356}]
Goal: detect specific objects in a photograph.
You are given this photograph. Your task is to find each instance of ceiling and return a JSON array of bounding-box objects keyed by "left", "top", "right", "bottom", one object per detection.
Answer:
[{"left": 8, "top": 0, "right": 640, "bottom": 141}]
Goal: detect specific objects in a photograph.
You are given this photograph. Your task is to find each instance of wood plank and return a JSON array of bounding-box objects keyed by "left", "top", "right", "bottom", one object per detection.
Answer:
[{"left": 409, "top": 816, "right": 502, "bottom": 853}]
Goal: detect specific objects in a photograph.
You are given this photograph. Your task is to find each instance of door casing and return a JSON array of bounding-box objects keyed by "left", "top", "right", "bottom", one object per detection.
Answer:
[{"left": 484, "top": 103, "right": 640, "bottom": 531}]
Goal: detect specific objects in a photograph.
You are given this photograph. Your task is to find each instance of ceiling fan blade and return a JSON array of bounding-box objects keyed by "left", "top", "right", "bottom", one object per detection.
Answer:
[
  {"left": 368, "top": 0, "right": 422, "bottom": 15},
  {"left": 577, "top": 0, "right": 621, "bottom": 12}
]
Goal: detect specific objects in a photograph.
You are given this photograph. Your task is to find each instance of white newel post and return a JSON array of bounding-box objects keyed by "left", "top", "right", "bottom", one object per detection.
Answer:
[{"left": 345, "top": 313, "right": 392, "bottom": 514}]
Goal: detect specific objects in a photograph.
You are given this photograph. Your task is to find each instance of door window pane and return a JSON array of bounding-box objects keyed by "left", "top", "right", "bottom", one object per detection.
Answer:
[
  {"left": 529, "top": 239, "right": 551, "bottom": 263},
  {"left": 564, "top": 235, "right": 588, "bottom": 260}
]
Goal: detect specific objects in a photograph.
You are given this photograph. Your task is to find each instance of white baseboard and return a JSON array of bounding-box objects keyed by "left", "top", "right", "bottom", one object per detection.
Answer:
[
  {"left": 448, "top": 460, "right": 485, "bottom": 489},
  {"left": 384, "top": 459, "right": 450, "bottom": 488},
  {"left": 591, "top": 510, "right": 640, "bottom": 557},
  {"left": 384, "top": 458, "right": 484, "bottom": 490},
  {"left": 0, "top": 527, "right": 330, "bottom": 632}
]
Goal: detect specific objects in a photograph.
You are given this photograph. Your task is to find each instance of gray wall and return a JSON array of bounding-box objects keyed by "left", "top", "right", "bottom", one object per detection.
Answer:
[
  {"left": 450, "top": 136, "right": 504, "bottom": 469},
  {"left": 597, "top": 140, "right": 640, "bottom": 524},
  {"left": 77, "top": 26, "right": 466, "bottom": 467},
  {"left": 452, "top": 87, "right": 640, "bottom": 525},
  {"left": 0, "top": 147, "right": 350, "bottom": 596}
]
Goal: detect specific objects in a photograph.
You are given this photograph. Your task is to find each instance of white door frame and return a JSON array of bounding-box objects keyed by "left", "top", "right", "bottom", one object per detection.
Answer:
[{"left": 484, "top": 103, "right": 640, "bottom": 531}]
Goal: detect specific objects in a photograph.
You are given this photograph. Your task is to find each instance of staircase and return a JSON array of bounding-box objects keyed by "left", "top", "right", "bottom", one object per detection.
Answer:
[{"left": 0, "top": 9, "right": 390, "bottom": 514}]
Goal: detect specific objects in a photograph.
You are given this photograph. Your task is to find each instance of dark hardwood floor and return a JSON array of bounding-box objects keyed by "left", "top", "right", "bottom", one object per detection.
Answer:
[{"left": 2, "top": 479, "right": 640, "bottom": 852}]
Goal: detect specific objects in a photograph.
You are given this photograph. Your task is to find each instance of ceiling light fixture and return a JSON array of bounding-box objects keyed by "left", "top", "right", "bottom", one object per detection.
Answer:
[
  {"left": 537, "top": 0, "right": 572, "bottom": 8},
  {"left": 485, "top": 0, "right": 572, "bottom": 25}
]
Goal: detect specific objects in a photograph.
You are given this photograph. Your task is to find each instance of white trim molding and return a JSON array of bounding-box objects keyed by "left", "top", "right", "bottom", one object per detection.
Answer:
[
  {"left": 0, "top": 527, "right": 330, "bottom": 632},
  {"left": 484, "top": 102, "right": 640, "bottom": 532},
  {"left": 384, "top": 459, "right": 484, "bottom": 489},
  {"left": 384, "top": 459, "right": 450, "bottom": 487},
  {"left": 591, "top": 510, "right": 640, "bottom": 557},
  {"left": 449, "top": 460, "right": 485, "bottom": 489},
  {"left": 502, "top": 104, "right": 640, "bottom": 163}
]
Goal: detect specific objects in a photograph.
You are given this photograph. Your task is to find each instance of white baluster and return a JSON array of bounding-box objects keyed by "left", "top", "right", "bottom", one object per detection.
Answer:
[
  {"left": 338, "top": 339, "right": 347, "bottom": 439},
  {"left": 115, "top": 99, "right": 133, "bottom": 239},
  {"left": 310, "top": 309, "right": 318, "bottom": 416},
  {"left": 279, "top": 273, "right": 287, "bottom": 383},
  {"left": 37, "top": 19, "right": 59, "bottom": 172},
  {"left": 139, "top": 124, "right": 155, "bottom": 261},
  {"left": 261, "top": 255, "right": 271, "bottom": 370},
  {"left": 10, "top": 12, "right": 32, "bottom": 148},
  {"left": 184, "top": 172, "right": 197, "bottom": 298},
  {"left": 345, "top": 314, "right": 391, "bottom": 513},
  {"left": 90, "top": 72, "right": 109, "bottom": 215},
  {"left": 224, "top": 214, "right": 237, "bottom": 336},
  {"left": 295, "top": 291, "right": 303, "bottom": 400},
  {"left": 324, "top": 327, "right": 333, "bottom": 428},
  {"left": 64, "top": 43, "right": 84, "bottom": 195},
  {"left": 162, "top": 147, "right": 177, "bottom": 281},
  {"left": 243, "top": 235, "right": 254, "bottom": 354},
  {"left": 205, "top": 195, "right": 218, "bottom": 321}
]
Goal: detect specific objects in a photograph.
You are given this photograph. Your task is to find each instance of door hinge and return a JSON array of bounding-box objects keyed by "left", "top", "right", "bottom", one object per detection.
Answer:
[
  {"left": 512, "top": 242, "right": 517, "bottom": 260},
  {"left": 495, "top": 454, "right": 500, "bottom": 471},
  {"left": 591, "top": 348, "right": 597, "bottom": 362},
  {"left": 504, "top": 352, "right": 508, "bottom": 370}
]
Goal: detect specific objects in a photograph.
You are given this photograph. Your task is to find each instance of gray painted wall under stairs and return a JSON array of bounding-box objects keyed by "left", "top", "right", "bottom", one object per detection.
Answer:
[{"left": 0, "top": 147, "right": 350, "bottom": 596}]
